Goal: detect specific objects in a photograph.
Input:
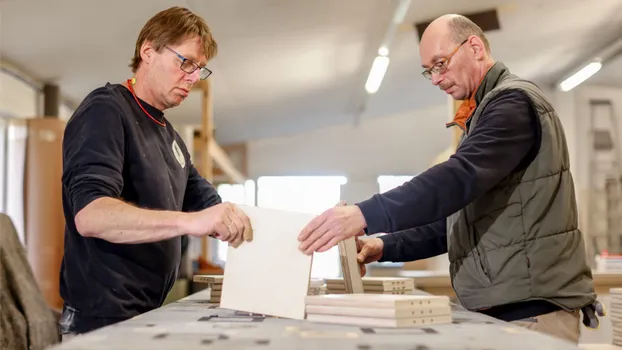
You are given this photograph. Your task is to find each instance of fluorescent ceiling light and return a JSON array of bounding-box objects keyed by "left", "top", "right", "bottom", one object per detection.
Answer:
[
  {"left": 559, "top": 61, "right": 602, "bottom": 92},
  {"left": 365, "top": 55, "right": 390, "bottom": 94}
]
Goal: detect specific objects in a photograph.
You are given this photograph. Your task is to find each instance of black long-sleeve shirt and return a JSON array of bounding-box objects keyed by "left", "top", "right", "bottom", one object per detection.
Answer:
[
  {"left": 60, "top": 83, "right": 221, "bottom": 333},
  {"left": 358, "top": 90, "right": 541, "bottom": 263}
]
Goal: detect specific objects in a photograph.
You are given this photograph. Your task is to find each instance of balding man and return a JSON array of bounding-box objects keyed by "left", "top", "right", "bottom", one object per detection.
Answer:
[{"left": 298, "top": 15, "right": 596, "bottom": 343}]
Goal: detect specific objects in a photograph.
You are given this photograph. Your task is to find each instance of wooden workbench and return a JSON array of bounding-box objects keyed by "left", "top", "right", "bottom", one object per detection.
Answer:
[
  {"left": 50, "top": 289, "right": 588, "bottom": 350},
  {"left": 396, "top": 270, "right": 622, "bottom": 299}
]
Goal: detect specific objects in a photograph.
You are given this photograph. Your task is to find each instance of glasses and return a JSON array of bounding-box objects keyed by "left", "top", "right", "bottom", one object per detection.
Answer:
[
  {"left": 165, "top": 46, "right": 212, "bottom": 80},
  {"left": 421, "top": 39, "right": 468, "bottom": 80}
]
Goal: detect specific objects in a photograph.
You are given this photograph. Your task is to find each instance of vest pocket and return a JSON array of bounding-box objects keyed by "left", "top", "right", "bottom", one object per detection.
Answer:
[
  {"left": 451, "top": 251, "right": 492, "bottom": 300},
  {"left": 451, "top": 253, "right": 493, "bottom": 309},
  {"left": 473, "top": 247, "right": 492, "bottom": 285}
]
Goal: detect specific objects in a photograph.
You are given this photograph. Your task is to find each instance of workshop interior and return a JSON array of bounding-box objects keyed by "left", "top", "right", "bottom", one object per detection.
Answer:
[{"left": 1, "top": 0, "right": 622, "bottom": 349}]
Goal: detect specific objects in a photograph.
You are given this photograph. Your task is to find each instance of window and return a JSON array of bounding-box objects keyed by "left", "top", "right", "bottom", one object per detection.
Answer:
[
  {"left": 4, "top": 120, "right": 27, "bottom": 244},
  {"left": 217, "top": 180, "right": 256, "bottom": 207},
  {"left": 377, "top": 175, "right": 415, "bottom": 193},
  {"left": 0, "top": 118, "right": 6, "bottom": 213},
  {"left": 256, "top": 176, "right": 347, "bottom": 279}
]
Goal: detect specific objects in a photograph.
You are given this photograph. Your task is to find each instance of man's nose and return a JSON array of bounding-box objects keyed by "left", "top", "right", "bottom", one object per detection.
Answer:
[
  {"left": 187, "top": 69, "right": 201, "bottom": 84},
  {"left": 431, "top": 73, "right": 442, "bottom": 86}
]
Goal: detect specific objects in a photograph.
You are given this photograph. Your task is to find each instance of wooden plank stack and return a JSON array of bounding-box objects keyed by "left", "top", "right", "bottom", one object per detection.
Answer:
[
  {"left": 324, "top": 277, "right": 415, "bottom": 295},
  {"left": 612, "top": 288, "right": 622, "bottom": 346},
  {"left": 308, "top": 278, "right": 326, "bottom": 296},
  {"left": 305, "top": 293, "right": 452, "bottom": 328},
  {"left": 193, "top": 275, "right": 224, "bottom": 304}
]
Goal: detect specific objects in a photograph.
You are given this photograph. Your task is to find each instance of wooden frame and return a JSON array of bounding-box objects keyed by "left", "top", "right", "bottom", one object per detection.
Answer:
[{"left": 191, "top": 79, "right": 247, "bottom": 263}]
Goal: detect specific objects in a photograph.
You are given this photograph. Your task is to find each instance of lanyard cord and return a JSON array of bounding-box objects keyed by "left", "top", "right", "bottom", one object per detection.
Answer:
[{"left": 126, "top": 78, "right": 166, "bottom": 127}]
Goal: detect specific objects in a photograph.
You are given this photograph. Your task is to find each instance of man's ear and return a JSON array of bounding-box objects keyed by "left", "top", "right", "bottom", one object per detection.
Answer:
[
  {"left": 467, "top": 35, "right": 487, "bottom": 60},
  {"left": 140, "top": 41, "right": 156, "bottom": 65}
]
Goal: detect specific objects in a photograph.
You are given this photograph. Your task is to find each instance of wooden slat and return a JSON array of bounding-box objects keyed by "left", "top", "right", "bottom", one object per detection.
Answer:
[
  {"left": 192, "top": 79, "right": 209, "bottom": 93},
  {"left": 200, "top": 79, "right": 213, "bottom": 181},
  {"left": 209, "top": 139, "right": 245, "bottom": 184},
  {"left": 194, "top": 78, "right": 247, "bottom": 260},
  {"left": 200, "top": 78, "right": 214, "bottom": 261},
  {"left": 338, "top": 238, "right": 364, "bottom": 293}
]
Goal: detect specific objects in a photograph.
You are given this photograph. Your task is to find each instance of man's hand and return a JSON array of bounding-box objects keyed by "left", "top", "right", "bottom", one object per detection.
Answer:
[
  {"left": 185, "top": 202, "right": 253, "bottom": 248},
  {"left": 297, "top": 204, "right": 367, "bottom": 255},
  {"left": 356, "top": 237, "right": 384, "bottom": 276}
]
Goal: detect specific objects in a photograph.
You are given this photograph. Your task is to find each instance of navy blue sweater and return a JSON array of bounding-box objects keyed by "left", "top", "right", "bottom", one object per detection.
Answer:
[
  {"left": 60, "top": 83, "right": 221, "bottom": 333},
  {"left": 356, "top": 90, "right": 541, "bottom": 263}
]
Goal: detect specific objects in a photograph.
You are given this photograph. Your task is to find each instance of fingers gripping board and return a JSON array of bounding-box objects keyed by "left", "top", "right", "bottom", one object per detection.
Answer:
[{"left": 219, "top": 205, "right": 314, "bottom": 320}]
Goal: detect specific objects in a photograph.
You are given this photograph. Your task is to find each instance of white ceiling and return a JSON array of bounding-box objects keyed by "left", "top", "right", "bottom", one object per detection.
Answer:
[{"left": 1, "top": 0, "right": 622, "bottom": 145}]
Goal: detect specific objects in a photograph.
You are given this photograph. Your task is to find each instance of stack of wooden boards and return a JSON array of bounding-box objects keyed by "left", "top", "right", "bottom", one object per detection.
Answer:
[
  {"left": 324, "top": 276, "right": 415, "bottom": 295},
  {"left": 612, "top": 288, "right": 621, "bottom": 346},
  {"left": 308, "top": 278, "right": 326, "bottom": 296},
  {"left": 305, "top": 293, "right": 452, "bottom": 328},
  {"left": 193, "top": 275, "right": 223, "bottom": 304}
]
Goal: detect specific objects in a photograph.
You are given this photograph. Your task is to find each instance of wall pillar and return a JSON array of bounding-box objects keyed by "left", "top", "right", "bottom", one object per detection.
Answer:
[{"left": 42, "top": 83, "right": 60, "bottom": 118}]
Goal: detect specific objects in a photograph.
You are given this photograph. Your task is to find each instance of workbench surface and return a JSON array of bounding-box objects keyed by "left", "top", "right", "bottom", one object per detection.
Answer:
[{"left": 51, "top": 289, "right": 585, "bottom": 350}]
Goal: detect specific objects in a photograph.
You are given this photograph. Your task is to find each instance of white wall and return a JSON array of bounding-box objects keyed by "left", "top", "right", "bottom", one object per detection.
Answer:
[
  {"left": 247, "top": 83, "right": 621, "bottom": 203},
  {"left": 552, "top": 84, "right": 622, "bottom": 204},
  {"left": 59, "top": 103, "right": 75, "bottom": 120},
  {"left": 0, "top": 67, "right": 76, "bottom": 243},
  {"left": 248, "top": 103, "right": 451, "bottom": 200},
  {"left": 553, "top": 84, "right": 622, "bottom": 253},
  {"left": 0, "top": 70, "right": 39, "bottom": 118},
  {"left": 572, "top": 84, "right": 622, "bottom": 190},
  {"left": 0, "top": 67, "right": 76, "bottom": 119}
]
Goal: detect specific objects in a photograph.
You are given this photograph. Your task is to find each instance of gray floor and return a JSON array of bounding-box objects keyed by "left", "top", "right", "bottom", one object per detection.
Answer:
[{"left": 50, "top": 289, "right": 585, "bottom": 350}]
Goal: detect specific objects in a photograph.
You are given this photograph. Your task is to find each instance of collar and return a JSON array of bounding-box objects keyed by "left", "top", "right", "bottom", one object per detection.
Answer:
[{"left": 445, "top": 61, "right": 509, "bottom": 132}]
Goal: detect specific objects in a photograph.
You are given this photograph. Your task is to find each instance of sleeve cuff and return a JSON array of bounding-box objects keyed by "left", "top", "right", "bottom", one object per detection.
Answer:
[
  {"left": 356, "top": 195, "right": 388, "bottom": 234},
  {"left": 378, "top": 234, "right": 399, "bottom": 262}
]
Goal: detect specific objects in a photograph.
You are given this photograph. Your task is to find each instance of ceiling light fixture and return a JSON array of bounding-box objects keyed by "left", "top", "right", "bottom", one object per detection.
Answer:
[
  {"left": 364, "top": 0, "right": 412, "bottom": 95},
  {"left": 558, "top": 60, "right": 602, "bottom": 92},
  {"left": 557, "top": 36, "right": 622, "bottom": 92},
  {"left": 365, "top": 55, "right": 390, "bottom": 94}
]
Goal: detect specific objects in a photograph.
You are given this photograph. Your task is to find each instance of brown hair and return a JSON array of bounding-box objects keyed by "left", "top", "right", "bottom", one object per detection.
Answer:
[
  {"left": 129, "top": 6, "right": 218, "bottom": 72},
  {"left": 448, "top": 15, "right": 491, "bottom": 53}
]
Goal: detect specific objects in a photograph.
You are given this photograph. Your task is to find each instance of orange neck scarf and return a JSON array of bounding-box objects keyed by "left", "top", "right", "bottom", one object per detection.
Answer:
[
  {"left": 445, "top": 72, "right": 489, "bottom": 132},
  {"left": 447, "top": 97, "right": 477, "bottom": 132}
]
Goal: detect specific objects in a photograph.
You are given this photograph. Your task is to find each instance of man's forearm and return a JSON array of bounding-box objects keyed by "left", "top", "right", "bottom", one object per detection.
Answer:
[
  {"left": 75, "top": 197, "right": 189, "bottom": 244},
  {"left": 379, "top": 219, "right": 447, "bottom": 262}
]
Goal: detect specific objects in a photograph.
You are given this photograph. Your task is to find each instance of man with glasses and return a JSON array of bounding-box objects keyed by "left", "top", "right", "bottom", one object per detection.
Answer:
[
  {"left": 298, "top": 14, "right": 597, "bottom": 343},
  {"left": 59, "top": 7, "right": 253, "bottom": 338}
]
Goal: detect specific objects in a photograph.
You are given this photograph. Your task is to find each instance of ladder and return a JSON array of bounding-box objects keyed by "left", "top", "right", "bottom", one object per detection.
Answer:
[{"left": 587, "top": 99, "right": 622, "bottom": 258}]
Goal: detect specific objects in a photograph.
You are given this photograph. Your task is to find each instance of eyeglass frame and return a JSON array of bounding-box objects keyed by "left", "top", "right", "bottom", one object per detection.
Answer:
[
  {"left": 165, "top": 46, "right": 212, "bottom": 80},
  {"left": 421, "top": 39, "right": 468, "bottom": 80}
]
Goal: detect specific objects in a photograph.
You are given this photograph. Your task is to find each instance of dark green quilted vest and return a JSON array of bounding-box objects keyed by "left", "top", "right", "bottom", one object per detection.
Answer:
[{"left": 447, "top": 62, "right": 596, "bottom": 312}]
